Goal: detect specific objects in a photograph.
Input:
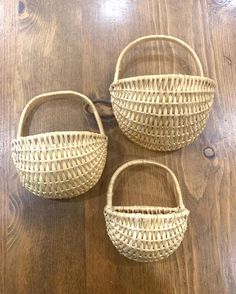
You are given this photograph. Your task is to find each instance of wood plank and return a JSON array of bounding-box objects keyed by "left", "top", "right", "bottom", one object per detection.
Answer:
[
  {"left": 0, "top": 0, "right": 17, "bottom": 292},
  {"left": 82, "top": 1, "right": 236, "bottom": 293},
  {"left": 0, "top": 0, "right": 235, "bottom": 293},
  {"left": 5, "top": 1, "right": 87, "bottom": 293}
]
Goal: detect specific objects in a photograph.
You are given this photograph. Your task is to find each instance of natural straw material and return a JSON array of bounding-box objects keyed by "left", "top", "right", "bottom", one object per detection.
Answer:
[
  {"left": 110, "top": 35, "right": 216, "bottom": 151},
  {"left": 104, "top": 159, "right": 189, "bottom": 262},
  {"left": 12, "top": 91, "right": 108, "bottom": 199}
]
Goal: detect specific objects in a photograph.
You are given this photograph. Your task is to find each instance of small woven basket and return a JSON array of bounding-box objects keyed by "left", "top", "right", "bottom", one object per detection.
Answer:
[
  {"left": 104, "top": 159, "right": 189, "bottom": 262},
  {"left": 110, "top": 35, "right": 216, "bottom": 151},
  {"left": 12, "top": 91, "right": 108, "bottom": 199}
]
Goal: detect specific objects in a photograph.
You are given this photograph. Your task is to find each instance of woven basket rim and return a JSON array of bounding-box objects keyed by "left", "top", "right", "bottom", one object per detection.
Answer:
[
  {"left": 13, "top": 131, "right": 108, "bottom": 141},
  {"left": 110, "top": 74, "right": 215, "bottom": 88},
  {"left": 104, "top": 205, "right": 189, "bottom": 219}
]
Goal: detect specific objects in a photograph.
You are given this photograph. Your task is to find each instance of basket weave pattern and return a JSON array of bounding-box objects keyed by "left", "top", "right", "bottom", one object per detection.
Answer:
[
  {"left": 12, "top": 91, "right": 108, "bottom": 199},
  {"left": 110, "top": 35, "right": 216, "bottom": 151},
  {"left": 104, "top": 160, "right": 189, "bottom": 262}
]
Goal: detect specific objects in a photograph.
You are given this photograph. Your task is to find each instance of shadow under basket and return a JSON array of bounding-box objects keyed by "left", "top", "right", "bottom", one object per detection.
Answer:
[
  {"left": 110, "top": 35, "right": 216, "bottom": 151},
  {"left": 104, "top": 159, "right": 189, "bottom": 262},
  {"left": 11, "top": 91, "right": 108, "bottom": 199}
]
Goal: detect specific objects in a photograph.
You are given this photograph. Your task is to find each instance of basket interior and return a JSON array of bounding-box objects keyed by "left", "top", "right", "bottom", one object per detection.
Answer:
[
  {"left": 11, "top": 131, "right": 108, "bottom": 173},
  {"left": 12, "top": 131, "right": 107, "bottom": 151},
  {"left": 111, "top": 74, "right": 215, "bottom": 94},
  {"left": 109, "top": 205, "right": 188, "bottom": 216}
]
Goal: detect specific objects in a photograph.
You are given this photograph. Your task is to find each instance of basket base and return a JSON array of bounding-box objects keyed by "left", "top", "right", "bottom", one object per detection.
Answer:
[{"left": 118, "top": 126, "right": 202, "bottom": 151}]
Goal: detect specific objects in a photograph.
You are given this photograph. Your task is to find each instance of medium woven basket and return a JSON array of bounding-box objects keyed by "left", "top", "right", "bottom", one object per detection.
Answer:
[
  {"left": 110, "top": 35, "right": 216, "bottom": 151},
  {"left": 12, "top": 91, "right": 108, "bottom": 199},
  {"left": 104, "top": 159, "right": 189, "bottom": 262}
]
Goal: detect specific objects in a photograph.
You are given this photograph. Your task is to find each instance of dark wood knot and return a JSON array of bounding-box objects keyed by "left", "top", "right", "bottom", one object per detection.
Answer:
[
  {"left": 203, "top": 146, "right": 215, "bottom": 159},
  {"left": 18, "top": 0, "right": 28, "bottom": 18},
  {"left": 84, "top": 100, "right": 117, "bottom": 130}
]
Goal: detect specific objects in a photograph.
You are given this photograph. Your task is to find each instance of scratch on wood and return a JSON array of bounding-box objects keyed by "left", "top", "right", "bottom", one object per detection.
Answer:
[{"left": 224, "top": 54, "right": 232, "bottom": 66}]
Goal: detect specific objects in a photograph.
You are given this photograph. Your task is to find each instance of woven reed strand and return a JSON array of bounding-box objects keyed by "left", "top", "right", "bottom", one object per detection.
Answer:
[{"left": 104, "top": 159, "right": 189, "bottom": 262}]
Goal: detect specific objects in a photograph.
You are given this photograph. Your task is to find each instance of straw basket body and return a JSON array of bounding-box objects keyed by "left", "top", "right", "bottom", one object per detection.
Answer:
[
  {"left": 12, "top": 91, "right": 108, "bottom": 199},
  {"left": 104, "top": 160, "right": 189, "bottom": 262},
  {"left": 110, "top": 35, "right": 216, "bottom": 151}
]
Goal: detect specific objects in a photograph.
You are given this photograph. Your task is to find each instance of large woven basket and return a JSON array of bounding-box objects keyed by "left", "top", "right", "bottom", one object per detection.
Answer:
[
  {"left": 104, "top": 159, "right": 189, "bottom": 262},
  {"left": 110, "top": 35, "right": 216, "bottom": 151},
  {"left": 12, "top": 91, "right": 108, "bottom": 199}
]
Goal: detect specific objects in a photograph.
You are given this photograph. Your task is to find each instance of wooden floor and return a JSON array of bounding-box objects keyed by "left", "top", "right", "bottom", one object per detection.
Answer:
[{"left": 1, "top": 0, "right": 236, "bottom": 293}]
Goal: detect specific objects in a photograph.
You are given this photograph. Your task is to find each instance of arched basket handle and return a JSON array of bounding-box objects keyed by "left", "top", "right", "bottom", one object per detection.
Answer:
[
  {"left": 17, "top": 90, "right": 105, "bottom": 138},
  {"left": 106, "top": 159, "right": 185, "bottom": 209},
  {"left": 114, "top": 35, "right": 204, "bottom": 82}
]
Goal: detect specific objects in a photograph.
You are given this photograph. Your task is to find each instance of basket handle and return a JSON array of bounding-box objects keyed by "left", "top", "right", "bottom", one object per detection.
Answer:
[
  {"left": 17, "top": 90, "right": 105, "bottom": 137},
  {"left": 106, "top": 159, "right": 184, "bottom": 208},
  {"left": 114, "top": 35, "right": 204, "bottom": 82}
]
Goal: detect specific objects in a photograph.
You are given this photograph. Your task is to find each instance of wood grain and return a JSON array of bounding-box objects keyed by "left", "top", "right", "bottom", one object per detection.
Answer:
[{"left": 1, "top": 0, "right": 236, "bottom": 293}]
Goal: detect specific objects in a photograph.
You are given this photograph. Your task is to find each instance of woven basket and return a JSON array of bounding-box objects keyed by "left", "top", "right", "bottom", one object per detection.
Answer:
[
  {"left": 12, "top": 91, "right": 108, "bottom": 199},
  {"left": 104, "top": 159, "right": 189, "bottom": 262},
  {"left": 110, "top": 35, "right": 216, "bottom": 151}
]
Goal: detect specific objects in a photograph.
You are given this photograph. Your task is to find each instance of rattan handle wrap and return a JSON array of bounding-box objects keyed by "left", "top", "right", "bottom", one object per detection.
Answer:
[
  {"left": 107, "top": 159, "right": 184, "bottom": 208},
  {"left": 114, "top": 35, "right": 204, "bottom": 82},
  {"left": 17, "top": 90, "right": 105, "bottom": 137}
]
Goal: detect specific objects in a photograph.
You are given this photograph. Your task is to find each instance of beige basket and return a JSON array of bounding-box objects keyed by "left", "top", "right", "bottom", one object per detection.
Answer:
[
  {"left": 12, "top": 91, "right": 108, "bottom": 199},
  {"left": 110, "top": 35, "right": 216, "bottom": 151},
  {"left": 104, "top": 159, "right": 189, "bottom": 262}
]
